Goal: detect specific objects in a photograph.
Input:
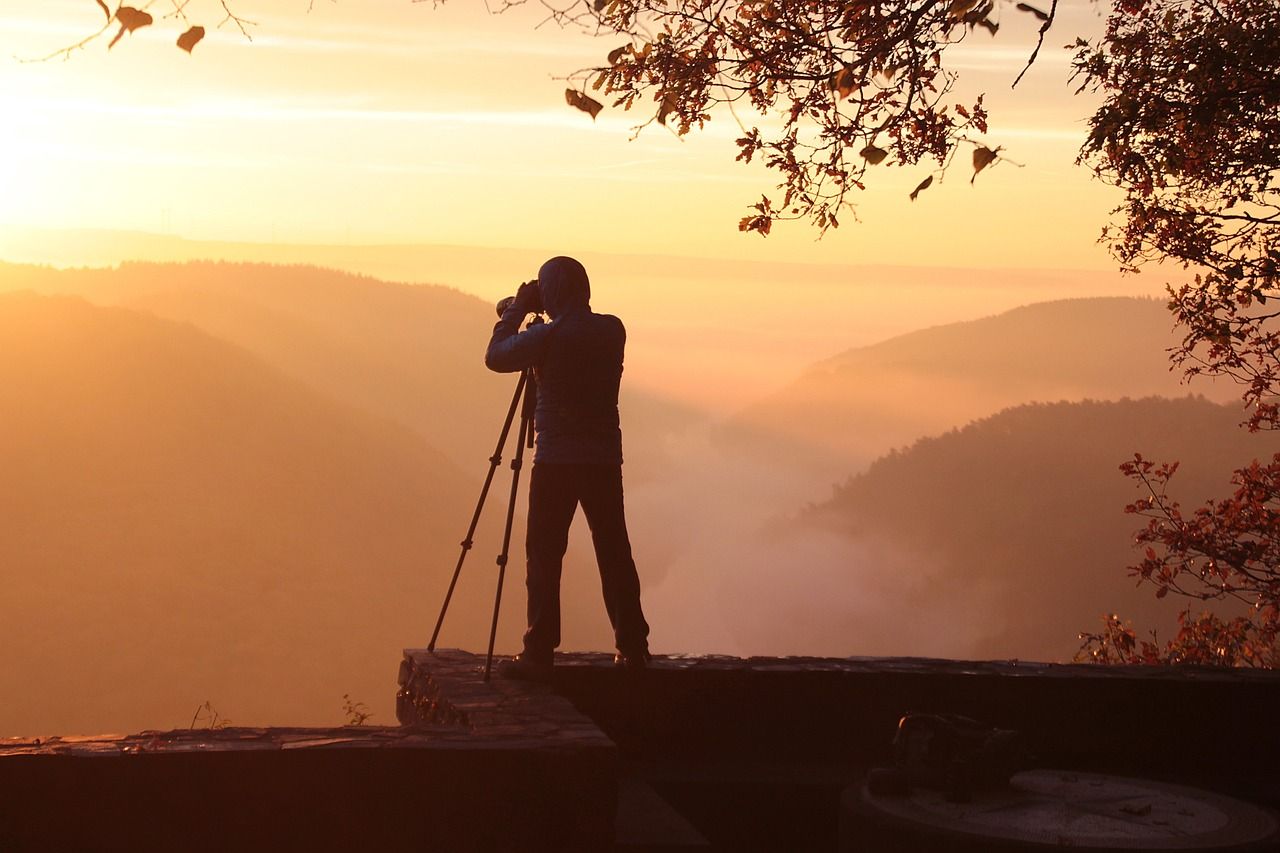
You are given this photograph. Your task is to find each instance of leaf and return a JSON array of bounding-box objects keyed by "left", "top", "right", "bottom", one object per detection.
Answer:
[
  {"left": 564, "top": 89, "right": 603, "bottom": 120},
  {"left": 971, "top": 146, "right": 998, "bottom": 182},
  {"left": 607, "top": 44, "right": 629, "bottom": 65},
  {"left": 95, "top": 0, "right": 110, "bottom": 20},
  {"left": 115, "top": 6, "right": 152, "bottom": 32},
  {"left": 948, "top": 0, "right": 981, "bottom": 18},
  {"left": 176, "top": 25, "right": 204, "bottom": 53},
  {"left": 977, "top": 18, "right": 998, "bottom": 35},
  {"left": 109, "top": 6, "right": 152, "bottom": 49},
  {"left": 909, "top": 175, "right": 933, "bottom": 201},
  {"left": 860, "top": 145, "right": 888, "bottom": 165},
  {"left": 1015, "top": 2, "right": 1050, "bottom": 21},
  {"left": 830, "top": 67, "right": 857, "bottom": 99},
  {"left": 657, "top": 91, "right": 677, "bottom": 126}
]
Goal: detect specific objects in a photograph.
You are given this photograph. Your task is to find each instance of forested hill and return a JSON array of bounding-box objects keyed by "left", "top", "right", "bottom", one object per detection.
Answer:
[
  {"left": 0, "top": 261, "right": 517, "bottom": 466},
  {"left": 0, "top": 261, "right": 696, "bottom": 477},
  {"left": 0, "top": 292, "right": 557, "bottom": 736},
  {"left": 721, "top": 297, "right": 1236, "bottom": 474},
  {"left": 777, "top": 397, "right": 1271, "bottom": 662}
]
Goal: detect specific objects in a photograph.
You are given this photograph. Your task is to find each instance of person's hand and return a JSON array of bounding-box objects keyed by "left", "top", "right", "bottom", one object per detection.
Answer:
[{"left": 514, "top": 280, "right": 541, "bottom": 312}]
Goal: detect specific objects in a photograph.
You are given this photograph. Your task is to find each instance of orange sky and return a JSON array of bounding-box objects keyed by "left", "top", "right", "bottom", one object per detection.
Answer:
[{"left": 2, "top": 0, "right": 1125, "bottom": 270}]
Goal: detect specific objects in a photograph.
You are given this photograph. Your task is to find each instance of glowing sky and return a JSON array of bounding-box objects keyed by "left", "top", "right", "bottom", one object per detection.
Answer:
[{"left": 1, "top": 0, "right": 1124, "bottom": 269}]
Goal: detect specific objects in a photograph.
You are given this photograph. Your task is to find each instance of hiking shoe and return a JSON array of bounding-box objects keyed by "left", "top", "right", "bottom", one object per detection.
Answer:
[
  {"left": 613, "top": 650, "right": 652, "bottom": 671},
  {"left": 497, "top": 653, "right": 553, "bottom": 682}
]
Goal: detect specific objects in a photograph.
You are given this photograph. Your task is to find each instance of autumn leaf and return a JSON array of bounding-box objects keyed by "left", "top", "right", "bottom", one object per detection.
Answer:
[
  {"left": 177, "top": 25, "right": 205, "bottom": 53},
  {"left": 607, "top": 44, "right": 629, "bottom": 65},
  {"left": 564, "top": 89, "right": 603, "bottom": 120},
  {"left": 657, "top": 91, "right": 678, "bottom": 126},
  {"left": 860, "top": 145, "right": 888, "bottom": 165},
  {"left": 95, "top": 0, "right": 110, "bottom": 21},
  {"left": 947, "top": 0, "right": 980, "bottom": 20},
  {"left": 909, "top": 175, "right": 933, "bottom": 201},
  {"left": 1015, "top": 2, "right": 1050, "bottom": 21},
  {"left": 830, "top": 67, "right": 857, "bottom": 100},
  {"left": 109, "top": 7, "right": 153, "bottom": 49},
  {"left": 115, "top": 7, "right": 152, "bottom": 31},
  {"left": 971, "top": 146, "right": 998, "bottom": 183}
]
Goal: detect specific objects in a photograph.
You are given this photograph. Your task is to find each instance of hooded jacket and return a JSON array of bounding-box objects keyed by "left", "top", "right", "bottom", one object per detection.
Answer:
[{"left": 484, "top": 257, "right": 625, "bottom": 465}]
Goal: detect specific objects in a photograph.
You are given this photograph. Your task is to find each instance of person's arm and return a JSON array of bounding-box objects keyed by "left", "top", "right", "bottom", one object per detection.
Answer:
[{"left": 485, "top": 282, "right": 550, "bottom": 372}]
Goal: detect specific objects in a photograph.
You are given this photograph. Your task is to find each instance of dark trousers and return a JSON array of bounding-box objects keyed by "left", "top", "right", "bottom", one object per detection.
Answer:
[{"left": 523, "top": 463, "right": 650, "bottom": 658}]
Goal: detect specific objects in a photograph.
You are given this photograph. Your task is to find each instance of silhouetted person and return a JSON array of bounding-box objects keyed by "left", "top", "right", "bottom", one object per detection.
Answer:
[{"left": 485, "top": 256, "right": 651, "bottom": 679}]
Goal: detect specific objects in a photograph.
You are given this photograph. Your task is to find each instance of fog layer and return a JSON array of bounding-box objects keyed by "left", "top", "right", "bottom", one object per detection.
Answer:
[{"left": 0, "top": 260, "right": 1255, "bottom": 736}]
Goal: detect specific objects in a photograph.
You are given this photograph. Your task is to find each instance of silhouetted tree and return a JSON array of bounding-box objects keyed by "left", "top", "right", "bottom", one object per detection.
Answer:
[
  {"left": 1076, "top": 454, "right": 1278, "bottom": 667},
  {"left": 1074, "top": 0, "right": 1279, "bottom": 437},
  {"left": 1069, "top": 0, "right": 1279, "bottom": 666},
  {"left": 543, "top": 0, "right": 1027, "bottom": 233}
]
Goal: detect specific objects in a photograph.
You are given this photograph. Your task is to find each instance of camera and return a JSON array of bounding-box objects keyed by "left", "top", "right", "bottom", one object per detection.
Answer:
[{"left": 495, "top": 280, "right": 541, "bottom": 317}]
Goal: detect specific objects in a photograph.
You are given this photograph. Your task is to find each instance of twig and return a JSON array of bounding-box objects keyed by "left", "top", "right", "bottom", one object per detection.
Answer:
[
  {"left": 217, "top": 0, "right": 256, "bottom": 40},
  {"left": 1012, "top": 0, "right": 1059, "bottom": 88}
]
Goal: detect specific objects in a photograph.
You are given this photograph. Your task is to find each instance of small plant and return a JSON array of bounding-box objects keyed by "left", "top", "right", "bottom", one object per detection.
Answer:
[
  {"left": 190, "top": 700, "right": 231, "bottom": 730},
  {"left": 342, "top": 694, "right": 373, "bottom": 726}
]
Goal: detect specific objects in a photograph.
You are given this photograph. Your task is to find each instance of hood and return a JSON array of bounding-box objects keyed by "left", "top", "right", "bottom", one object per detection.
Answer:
[{"left": 537, "top": 256, "right": 591, "bottom": 318}]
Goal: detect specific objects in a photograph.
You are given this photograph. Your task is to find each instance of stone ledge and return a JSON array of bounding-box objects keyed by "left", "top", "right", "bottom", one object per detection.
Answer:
[
  {"left": 552, "top": 650, "right": 1280, "bottom": 682},
  {"left": 0, "top": 725, "right": 464, "bottom": 757},
  {"left": 396, "top": 648, "right": 616, "bottom": 753}
]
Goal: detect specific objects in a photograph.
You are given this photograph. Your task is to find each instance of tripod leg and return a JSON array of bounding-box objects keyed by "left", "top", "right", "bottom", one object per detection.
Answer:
[
  {"left": 428, "top": 371, "right": 528, "bottom": 652},
  {"left": 484, "top": 398, "right": 533, "bottom": 681}
]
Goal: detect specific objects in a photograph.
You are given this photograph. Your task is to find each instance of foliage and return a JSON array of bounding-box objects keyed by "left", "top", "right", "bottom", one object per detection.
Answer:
[
  {"left": 31, "top": 0, "right": 242, "bottom": 59},
  {"left": 1073, "top": 0, "right": 1280, "bottom": 436},
  {"left": 530, "top": 0, "right": 1039, "bottom": 234},
  {"left": 1076, "top": 453, "right": 1280, "bottom": 666},
  {"left": 37, "top": 0, "right": 1044, "bottom": 232},
  {"left": 1068, "top": 0, "right": 1280, "bottom": 667},
  {"left": 342, "top": 693, "right": 374, "bottom": 726},
  {"left": 1076, "top": 610, "right": 1277, "bottom": 667}
]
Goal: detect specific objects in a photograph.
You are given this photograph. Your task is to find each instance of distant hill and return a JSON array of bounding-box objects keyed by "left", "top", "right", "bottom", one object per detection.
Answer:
[
  {"left": 0, "top": 293, "right": 616, "bottom": 736},
  {"left": 2, "top": 225, "right": 1170, "bottom": 415},
  {"left": 735, "top": 397, "right": 1271, "bottom": 661},
  {"left": 122, "top": 261, "right": 514, "bottom": 468},
  {"left": 721, "top": 298, "right": 1237, "bottom": 475},
  {"left": 0, "top": 260, "right": 694, "bottom": 479}
]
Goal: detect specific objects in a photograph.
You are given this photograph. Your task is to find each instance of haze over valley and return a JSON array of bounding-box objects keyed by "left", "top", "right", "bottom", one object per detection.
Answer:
[{"left": 0, "top": 250, "right": 1259, "bottom": 736}]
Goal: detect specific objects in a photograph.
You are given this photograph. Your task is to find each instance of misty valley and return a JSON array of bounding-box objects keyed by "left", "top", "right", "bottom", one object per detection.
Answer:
[{"left": 0, "top": 260, "right": 1265, "bottom": 737}]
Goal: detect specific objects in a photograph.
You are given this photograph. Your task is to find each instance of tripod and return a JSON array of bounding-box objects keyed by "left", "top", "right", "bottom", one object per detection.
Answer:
[{"left": 427, "top": 362, "right": 537, "bottom": 681}]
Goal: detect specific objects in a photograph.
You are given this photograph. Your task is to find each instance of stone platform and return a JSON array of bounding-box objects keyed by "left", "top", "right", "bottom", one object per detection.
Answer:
[
  {"left": 395, "top": 649, "right": 1280, "bottom": 852},
  {"left": 2, "top": 649, "right": 1278, "bottom": 852},
  {"left": 0, "top": 663, "right": 616, "bottom": 853}
]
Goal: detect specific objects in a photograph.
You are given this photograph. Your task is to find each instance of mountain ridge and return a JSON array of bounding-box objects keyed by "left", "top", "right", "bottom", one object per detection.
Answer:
[{"left": 720, "top": 296, "right": 1235, "bottom": 477}]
